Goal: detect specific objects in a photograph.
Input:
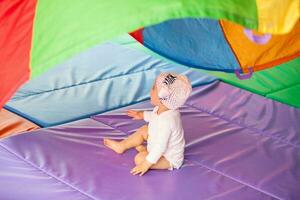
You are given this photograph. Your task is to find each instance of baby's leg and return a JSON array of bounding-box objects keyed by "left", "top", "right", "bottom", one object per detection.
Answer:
[
  {"left": 104, "top": 125, "right": 148, "bottom": 154},
  {"left": 135, "top": 145, "right": 147, "bottom": 152},
  {"left": 134, "top": 152, "right": 171, "bottom": 170}
]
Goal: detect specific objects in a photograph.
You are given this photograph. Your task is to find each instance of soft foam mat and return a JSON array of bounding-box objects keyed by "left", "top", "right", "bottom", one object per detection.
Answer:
[
  {"left": 1, "top": 81, "right": 299, "bottom": 200},
  {"left": 6, "top": 37, "right": 216, "bottom": 127},
  {"left": 0, "top": 109, "right": 39, "bottom": 138}
]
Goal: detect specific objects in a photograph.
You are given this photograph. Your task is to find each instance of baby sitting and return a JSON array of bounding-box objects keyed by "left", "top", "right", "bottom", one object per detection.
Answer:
[{"left": 104, "top": 72, "right": 192, "bottom": 176}]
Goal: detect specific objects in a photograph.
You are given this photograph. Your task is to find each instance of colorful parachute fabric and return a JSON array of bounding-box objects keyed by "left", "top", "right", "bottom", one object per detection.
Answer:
[
  {"left": 220, "top": 20, "right": 300, "bottom": 73},
  {"left": 0, "top": 0, "right": 300, "bottom": 108},
  {"left": 131, "top": 18, "right": 300, "bottom": 74},
  {"left": 0, "top": 1, "right": 300, "bottom": 199},
  {"left": 207, "top": 57, "right": 300, "bottom": 109}
]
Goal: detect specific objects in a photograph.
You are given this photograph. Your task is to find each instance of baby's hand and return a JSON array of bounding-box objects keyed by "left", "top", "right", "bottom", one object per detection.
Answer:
[
  {"left": 131, "top": 160, "right": 152, "bottom": 176},
  {"left": 127, "top": 110, "right": 143, "bottom": 120}
]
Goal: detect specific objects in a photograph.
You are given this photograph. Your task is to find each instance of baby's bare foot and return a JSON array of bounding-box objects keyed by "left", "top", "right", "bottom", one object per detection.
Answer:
[
  {"left": 103, "top": 139, "right": 125, "bottom": 154},
  {"left": 135, "top": 145, "right": 147, "bottom": 152}
]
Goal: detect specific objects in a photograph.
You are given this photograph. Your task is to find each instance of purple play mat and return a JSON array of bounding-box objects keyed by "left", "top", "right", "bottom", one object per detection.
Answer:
[{"left": 0, "top": 81, "right": 299, "bottom": 200}]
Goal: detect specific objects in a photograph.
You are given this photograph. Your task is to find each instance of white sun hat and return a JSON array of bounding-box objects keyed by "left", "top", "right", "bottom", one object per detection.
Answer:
[{"left": 155, "top": 72, "right": 192, "bottom": 110}]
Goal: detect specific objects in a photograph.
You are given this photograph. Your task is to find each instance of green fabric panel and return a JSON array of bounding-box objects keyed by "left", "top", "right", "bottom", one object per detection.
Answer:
[
  {"left": 266, "top": 85, "right": 300, "bottom": 108},
  {"left": 110, "top": 34, "right": 146, "bottom": 52},
  {"left": 207, "top": 58, "right": 300, "bottom": 108},
  {"left": 31, "top": 0, "right": 258, "bottom": 77},
  {"left": 111, "top": 34, "right": 184, "bottom": 64}
]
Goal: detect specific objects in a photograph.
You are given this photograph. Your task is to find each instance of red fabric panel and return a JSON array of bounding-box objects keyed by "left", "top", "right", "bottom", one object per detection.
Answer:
[
  {"left": 0, "top": 0, "right": 37, "bottom": 108},
  {"left": 129, "top": 28, "right": 144, "bottom": 44}
]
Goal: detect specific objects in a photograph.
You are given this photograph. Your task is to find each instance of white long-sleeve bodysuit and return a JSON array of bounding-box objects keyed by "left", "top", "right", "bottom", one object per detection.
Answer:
[{"left": 143, "top": 106, "right": 185, "bottom": 169}]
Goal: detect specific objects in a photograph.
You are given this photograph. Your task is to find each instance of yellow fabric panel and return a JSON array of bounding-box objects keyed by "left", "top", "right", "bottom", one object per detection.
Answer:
[
  {"left": 220, "top": 20, "right": 300, "bottom": 73},
  {"left": 0, "top": 109, "right": 39, "bottom": 138},
  {"left": 257, "top": 0, "right": 300, "bottom": 34}
]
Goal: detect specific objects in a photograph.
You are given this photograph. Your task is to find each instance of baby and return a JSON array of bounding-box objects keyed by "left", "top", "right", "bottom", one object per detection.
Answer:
[{"left": 104, "top": 72, "right": 192, "bottom": 176}]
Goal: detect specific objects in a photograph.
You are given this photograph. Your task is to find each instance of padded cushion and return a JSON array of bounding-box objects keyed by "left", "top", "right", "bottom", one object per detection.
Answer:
[
  {"left": 0, "top": 109, "right": 39, "bottom": 138},
  {"left": 6, "top": 35, "right": 216, "bottom": 127},
  {"left": 1, "top": 82, "right": 299, "bottom": 200},
  {"left": 208, "top": 57, "right": 300, "bottom": 108}
]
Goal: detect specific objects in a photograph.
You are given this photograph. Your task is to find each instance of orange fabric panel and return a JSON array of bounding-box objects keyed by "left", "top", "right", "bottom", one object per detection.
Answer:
[
  {"left": 0, "top": 109, "right": 39, "bottom": 138},
  {"left": 220, "top": 20, "right": 300, "bottom": 73}
]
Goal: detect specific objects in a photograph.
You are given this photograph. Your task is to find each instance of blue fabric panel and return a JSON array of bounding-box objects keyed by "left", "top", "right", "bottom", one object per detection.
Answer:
[
  {"left": 143, "top": 18, "right": 240, "bottom": 72},
  {"left": 5, "top": 38, "right": 216, "bottom": 127}
]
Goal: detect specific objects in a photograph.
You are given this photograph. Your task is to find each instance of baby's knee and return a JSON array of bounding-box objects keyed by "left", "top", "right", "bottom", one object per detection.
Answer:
[
  {"left": 134, "top": 152, "right": 147, "bottom": 165},
  {"left": 139, "top": 125, "right": 148, "bottom": 132},
  {"left": 140, "top": 125, "right": 148, "bottom": 140}
]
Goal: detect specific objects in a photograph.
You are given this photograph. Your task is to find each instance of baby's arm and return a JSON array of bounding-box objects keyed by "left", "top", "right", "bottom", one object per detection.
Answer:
[
  {"left": 127, "top": 110, "right": 154, "bottom": 122},
  {"left": 127, "top": 110, "right": 144, "bottom": 120},
  {"left": 143, "top": 110, "right": 154, "bottom": 122},
  {"left": 146, "top": 122, "right": 172, "bottom": 164}
]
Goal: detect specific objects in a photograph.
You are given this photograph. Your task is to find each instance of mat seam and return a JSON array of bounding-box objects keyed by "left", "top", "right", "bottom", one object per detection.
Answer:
[
  {"left": 91, "top": 118, "right": 132, "bottom": 136},
  {"left": 184, "top": 103, "right": 300, "bottom": 149},
  {"left": 9, "top": 62, "right": 165, "bottom": 101},
  {"left": 0, "top": 143, "right": 97, "bottom": 200},
  {"left": 186, "top": 159, "right": 281, "bottom": 200},
  {"left": 92, "top": 114, "right": 281, "bottom": 200}
]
